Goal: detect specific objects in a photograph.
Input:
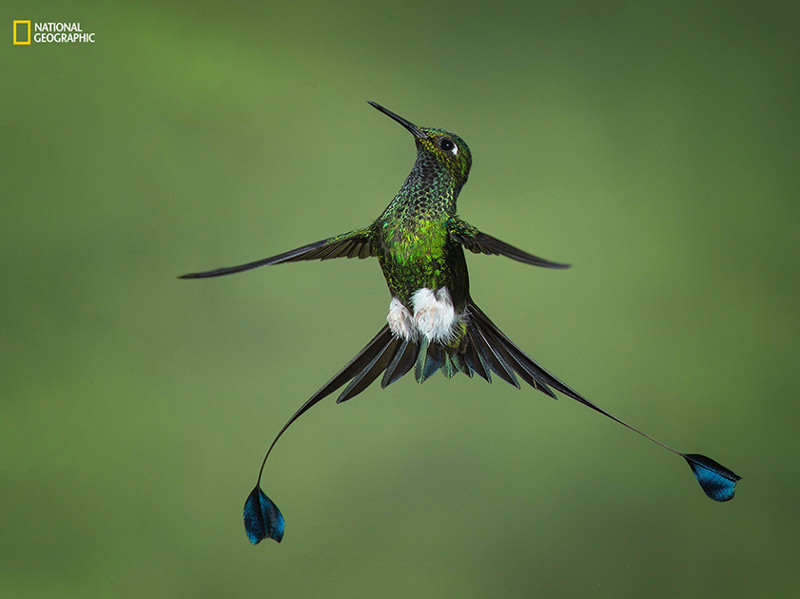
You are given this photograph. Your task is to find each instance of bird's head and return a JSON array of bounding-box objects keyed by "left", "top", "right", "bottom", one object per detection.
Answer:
[{"left": 368, "top": 101, "right": 472, "bottom": 187}]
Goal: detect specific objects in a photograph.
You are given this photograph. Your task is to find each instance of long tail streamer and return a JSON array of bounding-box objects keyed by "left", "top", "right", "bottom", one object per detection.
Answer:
[{"left": 244, "top": 299, "right": 740, "bottom": 544}]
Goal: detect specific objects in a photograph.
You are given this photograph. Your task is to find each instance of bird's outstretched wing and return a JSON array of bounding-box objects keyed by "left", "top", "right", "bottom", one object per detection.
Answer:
[
  {"left": 449, "top": 217, "right": 570, "bottom": 269},
  {"left": 180, "top": 228, "right": 375, "bottom": 279}
]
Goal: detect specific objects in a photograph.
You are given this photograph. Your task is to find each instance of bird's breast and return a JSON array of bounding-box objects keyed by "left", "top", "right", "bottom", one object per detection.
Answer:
[{"left": 377, "top": 218, "right": 467, "bottom": 308}]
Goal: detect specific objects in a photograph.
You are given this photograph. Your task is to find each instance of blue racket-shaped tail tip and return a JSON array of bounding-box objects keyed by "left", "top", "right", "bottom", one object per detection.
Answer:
[
  {"left": 244, "top": 485, "right": 285, "bottom": 544},
  {"left": 684, "top": 454, "right": 741, "bottom": 502}
]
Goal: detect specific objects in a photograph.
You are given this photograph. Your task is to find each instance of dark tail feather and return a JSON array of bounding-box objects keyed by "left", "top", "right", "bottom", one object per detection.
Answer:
[
  {"left": 381, "top": 337, "right": 418, "bottom": 387},
  {"left": 243, "top": 486, "right": 284, "bottom": 545},
  {"left": 415, "top": 338, "right": 444, "bottom": 382},
  {"left": 247, "top": 299, "right": 742, "bottom": 545},
  {"left": 262, "top": 324, "right": 414, "bottom": 457},
  {"left": 464, "top": 298, "right": 741, "bottom": 502},
  {"left": 249, "top": 323, "right": 415, "bottom": 487},
  {"left": 244, "top": 325, "right": 399, "bottom": 544},
  {"left": 468, "top": 319, "right": 520, "bottom": 388},
  {"left": 467, "top": 301, "right": 556, "bottom": 398},
  {"left": 441, "top": 351, "right": 465, "bottom": 379},
  {"left": 249, "top": 325, "right": 396, "bottom": 489},
  {"left": 463, "top": 328, "right": 492, "bottom": 382},
  {"left": 338, "top": 334, "right": 401, "bottom": 402}
]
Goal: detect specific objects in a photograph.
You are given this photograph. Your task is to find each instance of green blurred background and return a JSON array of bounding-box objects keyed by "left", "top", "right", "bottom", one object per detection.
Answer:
[{"left": 3, "top": 1, "right": 798, "bottom": 597}]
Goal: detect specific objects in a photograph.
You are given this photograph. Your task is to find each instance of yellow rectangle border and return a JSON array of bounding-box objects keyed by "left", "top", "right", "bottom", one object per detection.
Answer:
[{"left": 13, "top": 20, "right": 31, "bottom": 45}]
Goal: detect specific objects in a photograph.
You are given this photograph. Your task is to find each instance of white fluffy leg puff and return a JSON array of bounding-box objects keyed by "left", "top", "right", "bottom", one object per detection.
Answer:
[
  {"left": 387, "top": 297, "right": 414, "bottom": 340},
  {"left": 386, "top": 287, "right": 459, "bottom": 343}
]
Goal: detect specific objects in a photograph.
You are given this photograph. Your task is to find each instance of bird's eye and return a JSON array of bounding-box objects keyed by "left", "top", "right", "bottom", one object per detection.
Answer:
[{"left": 439, "top": 138, "right": 455, "bottom": 152}]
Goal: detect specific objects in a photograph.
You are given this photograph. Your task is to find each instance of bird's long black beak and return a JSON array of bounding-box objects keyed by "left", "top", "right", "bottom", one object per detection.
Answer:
[{"left": 368, "top": 101, "right": 427, "bottom": 139}]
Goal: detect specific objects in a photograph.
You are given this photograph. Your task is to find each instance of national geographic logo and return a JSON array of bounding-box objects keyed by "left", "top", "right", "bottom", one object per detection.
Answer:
[{"left": 12, "top": 20, "right": 96, "bottom": 45}]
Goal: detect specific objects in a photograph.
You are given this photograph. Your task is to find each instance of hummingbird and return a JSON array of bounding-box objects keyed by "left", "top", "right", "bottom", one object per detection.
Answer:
[{"left": 181, "top": 101, "right": 741, "bottom": 545}]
